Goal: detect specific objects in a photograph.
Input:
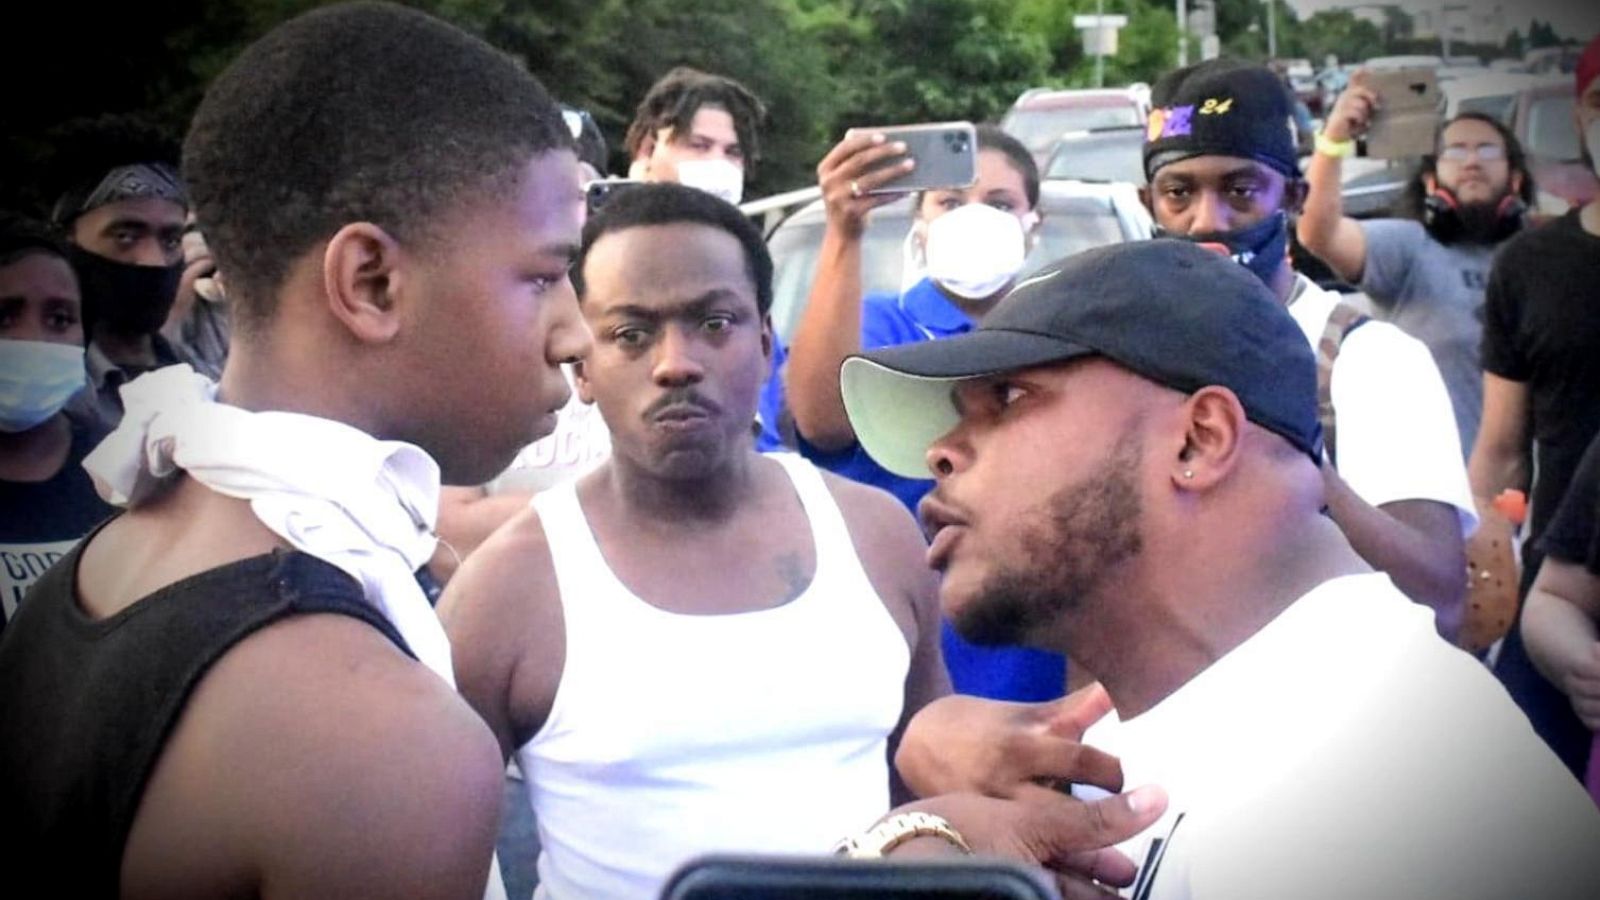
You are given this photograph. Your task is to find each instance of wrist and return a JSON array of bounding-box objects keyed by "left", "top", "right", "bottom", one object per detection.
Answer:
[
  {"left": 833, "top": 811, "right": 973, "bottom": 859},
  {"left": 1315, "top": 130, "right": 1356, "bottom": 158}
]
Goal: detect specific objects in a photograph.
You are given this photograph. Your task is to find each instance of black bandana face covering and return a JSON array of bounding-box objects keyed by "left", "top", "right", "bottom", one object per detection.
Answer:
[
  {"left": 1156, "top": 211, "right": 1289, "bottom": 288},
  {"left": 69, "top": 245, "right": 183, "bottom": 337}
]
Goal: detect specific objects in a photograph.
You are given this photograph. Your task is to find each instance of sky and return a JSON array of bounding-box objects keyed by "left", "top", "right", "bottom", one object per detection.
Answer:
[{"left": 1284, "top": 0, "right": 1600, "bottom": 44}]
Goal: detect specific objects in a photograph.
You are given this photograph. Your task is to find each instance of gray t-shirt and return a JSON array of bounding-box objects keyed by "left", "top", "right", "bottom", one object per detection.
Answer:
[{"left": 1358, "top": 218, "right": 1497, "bottom": 456}]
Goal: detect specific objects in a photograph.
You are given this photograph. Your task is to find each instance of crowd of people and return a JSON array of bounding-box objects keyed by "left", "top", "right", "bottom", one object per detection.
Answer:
[{"left": 2, "top": 1, "right": 1600, "bottom": 898}]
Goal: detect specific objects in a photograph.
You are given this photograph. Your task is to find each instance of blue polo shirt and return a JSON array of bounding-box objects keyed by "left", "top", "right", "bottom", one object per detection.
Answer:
[{"left": 799, "top": 277, "right": 1067, "bottom": 702}]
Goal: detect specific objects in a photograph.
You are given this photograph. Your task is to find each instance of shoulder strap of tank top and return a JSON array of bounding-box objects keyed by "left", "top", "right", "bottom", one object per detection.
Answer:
[{"left": 768, "top": 452, "right": 862, "bottom": 578}]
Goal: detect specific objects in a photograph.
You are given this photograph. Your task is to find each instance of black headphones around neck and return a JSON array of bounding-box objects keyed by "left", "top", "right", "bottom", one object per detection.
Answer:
[{"left": 1422, "top": 187, "right": 1527, "bottom": 244}]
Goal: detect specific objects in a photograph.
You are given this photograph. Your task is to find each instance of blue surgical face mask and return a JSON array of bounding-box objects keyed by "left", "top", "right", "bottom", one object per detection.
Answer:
[
  {"left": 1157, "top": 211, "right": 1289, "bottom": 287},
  {"left": 0, "top": 339, "right": 87, "bottom": 432}
]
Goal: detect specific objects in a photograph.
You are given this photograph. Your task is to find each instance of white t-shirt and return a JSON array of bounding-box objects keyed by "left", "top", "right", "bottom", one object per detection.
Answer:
[
  {"left": 1078, "top": 573, "right": 1600, "bottom": 900},
  {"left": 1287, "top": 276, "right": 1477, "bottom": 537}
]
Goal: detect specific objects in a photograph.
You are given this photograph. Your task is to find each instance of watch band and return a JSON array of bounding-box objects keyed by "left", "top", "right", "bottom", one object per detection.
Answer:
[
  {"left": 1315, "top": 131, "right": 1356, "bottom": 159},
  {"left": 832, "top": 811, "right": 973, "bottom": 858}
]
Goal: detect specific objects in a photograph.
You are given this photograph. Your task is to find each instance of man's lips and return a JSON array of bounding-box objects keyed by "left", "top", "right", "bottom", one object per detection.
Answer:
[
  {"left": 925, "top": 523, "right": 965, "bottom": 571},
  {"left": 652, "top": 403, "right": 710, "bottom": 420},
  {"left": 919, "top": 493, "right": 969, "bottom": 571}
]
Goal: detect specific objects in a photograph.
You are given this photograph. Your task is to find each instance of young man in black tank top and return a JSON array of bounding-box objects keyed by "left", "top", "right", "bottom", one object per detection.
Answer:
[{"left": 0, "top": 4, "right": 586, "bottom": 896}]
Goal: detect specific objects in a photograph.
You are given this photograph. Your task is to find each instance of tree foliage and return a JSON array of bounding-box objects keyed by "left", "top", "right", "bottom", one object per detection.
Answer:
[{"left": 0, "top": 0, "right": 1551, "bottom": 213}]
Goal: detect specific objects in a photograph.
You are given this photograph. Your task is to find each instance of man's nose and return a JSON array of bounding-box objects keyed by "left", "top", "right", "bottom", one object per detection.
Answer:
[
  {"left": 1189, "top": 191, "right": 1232, "bottom": 235},
  {"left": 651, "top": 326, "right": 704, "bottom": 386}
]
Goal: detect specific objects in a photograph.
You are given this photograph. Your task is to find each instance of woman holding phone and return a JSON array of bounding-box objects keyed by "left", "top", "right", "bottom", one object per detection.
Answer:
[{"left": 784, "top": 124, "right": 1061, "bottom": 704}]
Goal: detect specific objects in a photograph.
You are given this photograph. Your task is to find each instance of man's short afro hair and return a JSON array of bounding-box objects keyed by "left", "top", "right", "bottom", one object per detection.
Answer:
[
  {"left": 572, "top": 182, "right": 773, "bottom": 317},
  {"left": 182, "top": 1, "right": 573, "bottom": 330}
]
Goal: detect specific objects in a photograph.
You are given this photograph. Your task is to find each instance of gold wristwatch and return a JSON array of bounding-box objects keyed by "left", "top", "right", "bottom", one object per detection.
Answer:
[{"left": 832, "top": 811, "right": 973, "bottom": 858}]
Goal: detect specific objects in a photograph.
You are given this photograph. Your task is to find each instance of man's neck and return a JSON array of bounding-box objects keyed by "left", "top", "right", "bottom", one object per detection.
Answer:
[
  {"left": 0, "top": 413, "right": 72, "bottom": 482},
  {"left": 1066, "top": 513, "right": 1360, "bottom": 720},
  {"left": 1269, "top": 260, "right": 1298, "bottom": 306},
  {"left": 597, "top": 449, "right": 760, "bottom": 529},
  {"left": 93, "top": 331, "right": 158, "bottom": 368}
]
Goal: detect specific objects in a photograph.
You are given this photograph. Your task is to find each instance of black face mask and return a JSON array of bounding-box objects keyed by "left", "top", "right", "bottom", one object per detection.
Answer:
[
  {"left": 68, "top": 245, "right": 182, "bottom": 337},
  {"left": 1156, "top": 211, "right": 1289, "bottom": 288}
]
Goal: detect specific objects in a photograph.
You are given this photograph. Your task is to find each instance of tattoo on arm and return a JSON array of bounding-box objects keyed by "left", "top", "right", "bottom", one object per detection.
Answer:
[{"left": 775, "top": 552, "right": 813, "bottom": 605}]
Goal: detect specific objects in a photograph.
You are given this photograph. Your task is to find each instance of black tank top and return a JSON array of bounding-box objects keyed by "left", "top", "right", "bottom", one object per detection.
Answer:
[{"left": 0, "top": 541, "right": 414, "bottom": 896}]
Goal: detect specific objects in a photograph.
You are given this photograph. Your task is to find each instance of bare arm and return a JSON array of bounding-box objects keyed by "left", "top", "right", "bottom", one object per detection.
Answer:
[
  {"left": 1295, "top": 77, "right": 1376, "bottom": 284},
  {"left": 121, "top": 616, "right": 504, "bottom": 900},
  {"left": 1523, "top": 557, "right": 1600, "bottom": 730},
  {"left": 829, "top": 471, "right": 952, "bottom": 806},
  {"left": 438, "top": 507, "right": 566, "bottom": 760},
  {"left": 785, "top": 133, "right": 911, "bottom": 451},
  {"left": 1322, "top": 465, "right": 1467, "bottom": 638},
  {"left": 1468, "top": 372, "right": 1532, "bottom": 507}
]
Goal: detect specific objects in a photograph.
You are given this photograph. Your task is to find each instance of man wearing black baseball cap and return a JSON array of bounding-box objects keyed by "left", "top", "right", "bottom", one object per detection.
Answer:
[
  {"left": 1136, "top": 59, "right": 1474, "bottom": 643},
  {"left": 846, "top": 239, "right": 1600, "bottom": 899}
]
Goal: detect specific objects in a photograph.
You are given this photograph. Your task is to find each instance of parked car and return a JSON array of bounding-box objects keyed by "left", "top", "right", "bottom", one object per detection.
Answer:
[
  {"left": 1363, "top": 54, "right": 1444, "bottom": 72},
  {"left": 1044, "top": 126, "right": 1146, "bottom": 186},
  {"left": 764, "top": 180, "right": 1152, "bottom": 342},
  {"left": 1444, "top": 73, "right": 1555, "bottom": 122},
  {"left": 1509, "top": 81, "right": 1600, "bottom": 212},
  {"left": 1000, "top": 87, "right": 1150, "bottom": 167}
]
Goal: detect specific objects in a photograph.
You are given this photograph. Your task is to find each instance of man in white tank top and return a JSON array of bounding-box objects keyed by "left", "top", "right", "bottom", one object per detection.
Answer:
[{"left": 439, "top": 184, "right": 1177, "bottom": 899}]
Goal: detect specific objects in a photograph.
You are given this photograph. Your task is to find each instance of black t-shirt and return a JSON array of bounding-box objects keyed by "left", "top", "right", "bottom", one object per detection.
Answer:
[
  {"left": 0, "top": 416, "right": 116, "bottom": 629},
  {"left": 1540, "top": 430, "right": 1600, "bottom": 574},
  {"left": 1481, "top": 208, "right": 1600, "bottom": 543}
]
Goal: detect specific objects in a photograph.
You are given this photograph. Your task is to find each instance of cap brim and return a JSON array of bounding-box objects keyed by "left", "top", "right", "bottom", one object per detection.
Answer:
[{"left": 841, "top": 330, "right": 1094, "bottom": 480}]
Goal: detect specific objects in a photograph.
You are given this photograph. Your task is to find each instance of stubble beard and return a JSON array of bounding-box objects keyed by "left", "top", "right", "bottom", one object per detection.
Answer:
[{"left": 952, "top": 433, "right": 1146, "bottom": 648}]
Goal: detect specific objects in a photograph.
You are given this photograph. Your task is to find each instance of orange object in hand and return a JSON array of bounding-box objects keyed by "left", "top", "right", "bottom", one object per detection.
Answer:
[{"left": 1492, "top": 489, "right": 1527, "bottom": 526}]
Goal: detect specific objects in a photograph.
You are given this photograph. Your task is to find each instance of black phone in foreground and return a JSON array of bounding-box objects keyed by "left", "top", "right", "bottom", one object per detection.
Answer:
[{"left": 660, "top": 854, "right": 1060, "bottom": 900}]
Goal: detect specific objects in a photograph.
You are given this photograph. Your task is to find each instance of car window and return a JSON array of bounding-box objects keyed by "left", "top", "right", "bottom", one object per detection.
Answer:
[
  {"left": 1006, "top": 106, "right": 1142, "bottom": 153},
  {"left": 767, "top": 198, "right": 1131, "bottom": 343},
  {"left": 1526, "top": 94, "right": 1580, "bottom": 161},
  {"left": 1027, "top": 208, "right": 1127, "bottom": 276},
  {"left": 1046, "top": 132, "right": 1147, "bottom": 185},
  {"left": 1457, "top": 93, "right": 1515, "bottom": 123}
]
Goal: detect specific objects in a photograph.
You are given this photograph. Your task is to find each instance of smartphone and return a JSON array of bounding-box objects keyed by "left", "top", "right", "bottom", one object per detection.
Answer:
[
  {"left": 585, "top": 178, "right": 646, "bottom": 214},
  {"left": 659, "top": 854, "right": 1060, "bottom": 900},
  {"left": 851, "top": 121, "right": 979, "bottom": 194},
  {"left": 1363, "top": 68, "right": 1442, "bottom": 160}
]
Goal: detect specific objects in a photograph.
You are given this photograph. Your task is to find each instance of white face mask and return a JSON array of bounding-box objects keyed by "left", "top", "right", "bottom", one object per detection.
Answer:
[
  {"left": 675, "top": 158, "right": 745, "bottom": 205},
  {"left": 922, "top": 203, "right": 1036, "bottom": 300},
  {"left": 1587, "top": 118, "right": 1600, "bottom": 180},
  {"left": 0, "top": 339, "right": 87, "bottom": 432}
]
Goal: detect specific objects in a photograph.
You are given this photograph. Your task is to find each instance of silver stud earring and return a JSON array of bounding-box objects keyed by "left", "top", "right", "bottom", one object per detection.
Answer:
[{"left": 1183, "top": 469, "right": 1194, "bottom": 479}]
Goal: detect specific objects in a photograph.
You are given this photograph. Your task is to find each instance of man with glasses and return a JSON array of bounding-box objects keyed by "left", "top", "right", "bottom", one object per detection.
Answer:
[{"left": 1299, "top": 86, "right": 1535, "bottom": 459}]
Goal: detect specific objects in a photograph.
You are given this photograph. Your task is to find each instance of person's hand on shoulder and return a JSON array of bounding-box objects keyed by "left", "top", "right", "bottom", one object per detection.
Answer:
[{"left": 895, "top": 683, "right": 1125, "bottom": 799}]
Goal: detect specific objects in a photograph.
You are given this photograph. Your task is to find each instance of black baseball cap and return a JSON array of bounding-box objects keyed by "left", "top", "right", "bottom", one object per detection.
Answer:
[
  {"left": 1143, "top": 59, "right": 1300, "bottom": 181},
  {"left": 840, "top": 239, "right": 1323, "bottom": 479}
]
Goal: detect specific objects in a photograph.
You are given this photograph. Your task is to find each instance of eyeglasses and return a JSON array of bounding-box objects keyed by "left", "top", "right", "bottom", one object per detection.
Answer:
[{"left": 1439, "top": 143, "right": 1506, "bottom": 163}]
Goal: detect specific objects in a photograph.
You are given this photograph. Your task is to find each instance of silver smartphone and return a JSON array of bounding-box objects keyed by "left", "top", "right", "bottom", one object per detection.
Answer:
[{"left": 853, "top": 121, "right": 979, "bottom": 194}]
